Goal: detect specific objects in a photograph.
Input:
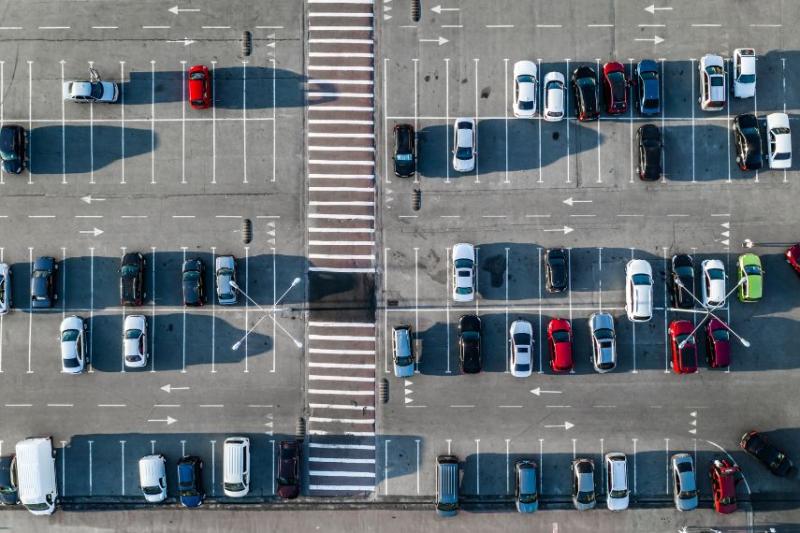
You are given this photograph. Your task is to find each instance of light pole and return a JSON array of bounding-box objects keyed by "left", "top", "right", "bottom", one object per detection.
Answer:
[
  {"left": 673, "top": 277, "right": 750, "bottom": 350},
  {"left": 229, "top": 277, "right": 303, "bottom": 350}
]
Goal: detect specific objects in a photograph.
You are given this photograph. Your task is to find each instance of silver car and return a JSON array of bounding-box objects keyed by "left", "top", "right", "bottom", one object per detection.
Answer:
[
  {"left": 60, "top": 315, "right": 87, "bottom": 374},
  {"left": 0, "top": 262, "right": 11, "bottom": 315},
  {"left": 123, "top": 314, "right": 148, "bottom": 369},
  {"left": 672, "top": 453, "right": 698, "bottom": 511},
  {"left": 215, "top": 255, "right": 237, "bottom": 305},
  {"left": 589, "top": 312, "right": 616, "bottom": 372},
  {"left": 571, "top": 458, "right": 596, "bottom": 511}
]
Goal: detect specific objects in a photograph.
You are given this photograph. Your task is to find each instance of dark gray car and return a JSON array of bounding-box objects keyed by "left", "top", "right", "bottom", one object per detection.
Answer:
[
  {"left": 30, "top": 256, "right": 57, "bottom": 309},
  {"left": 636, "top": 59, "right": 661, "bottom": 115}
]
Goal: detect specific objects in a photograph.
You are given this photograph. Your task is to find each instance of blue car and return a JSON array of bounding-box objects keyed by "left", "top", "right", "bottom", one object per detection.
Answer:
[
  {"left": 177, "top": 456, "right": 204, "bottom": 508},
  {"left": 635, "top": 59, "right": 661, "bottom": 115}
]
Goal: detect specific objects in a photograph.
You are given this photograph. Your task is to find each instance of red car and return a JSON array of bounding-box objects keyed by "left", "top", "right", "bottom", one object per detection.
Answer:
[
  {"left": 786, "top": 243, "right": 800, "bottom": 275},
  {"left": 602, "top": 61, "right": 628, "bottom": 114},
  {"left": 188, "top": 64, "right": 212, "bottom": 109},
  {"left": 705, "top": 319, "right": 731, "bottom": 368},
  {"left": 669, "top": 320, "right": 698, "bottom": 374},
  {"left": 709, "top": 459, "right": 740, "bottom": 514},
  {"left": 547, "top": 318, "right": 573, "bottom": 373}
]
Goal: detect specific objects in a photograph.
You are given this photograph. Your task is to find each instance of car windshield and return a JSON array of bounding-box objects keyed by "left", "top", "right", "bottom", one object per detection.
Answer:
[
  {"left": 594, "top": 328, "right": 613, "bottom": 340},
  {"left": 183, "top": 271, "right": 200, "bottom": 282},
  {"left": 676, "top": 266, "right": 693, "bottom": 277},
  {"left": 679, "top": 489, "right": 697, "bottom": 500},
  {"left": 676, "top": 334, "right": 693, "bottom": 346},
  {"left": 710, "top": 76, "right": 724, "bottom": 87},
  {"left": 515, "top": 363, "right": 530, "bottom": 372},
  {"left": 125, "top": 329, "right": 142, "bottom": 340},
  {"left": 643, "top": 98, "right": 659, "bottom": 109},
  {"left": 143, "top": 485, "right": 162, "bottom": 495},
  {"left": 632, "top": 273, "right": 651, "bottom": 285},
  {"left": 577, "top": 490, "right": 595, "bottom": 504},
  {"left": 396, "top": 153, "right": 413, "bottom": 161},
  {"left": 519, "top": 491, "right": 538, "bottom": 504},
  {"left": 608, "top": 72, "right": 626, "bottom": 98},
  {"left": 125, "top": 354, "right": 142, "bottom": 362},
  {"left": 518, "top": 100, "right": 533, "bottom": 110},
  {"left": 462, "top": 331, "right": 480, "bottom": 341},
  {"left": 773, "top": 127, "right": 791, "bottom": 135},
  {"left": 437, "top": 502, "right": 458, "bottom": 512},
  {"left": 517, "top": 75, "right": 534, "bottom": 84},
  {"left": 738, "top": 74, "right": 755, "bottom": 83},
  {"left": 708, "top": 269, "right": 725, "bottom": 280},
  {"left": 61, "top": 329, "right": 79, "bottom": 342},
  {"left": 513, "top": 333, "right": 531, "bottom": 345},
  {"left": 33, "top": 270, "right": 49, "bottom": 278},
  {"left": 640, "top": 71, "right": 657, "bottom": 81},
  {"left": 63, "top": 357, "right": 80, "bottom": 368},
  {"left": 224, "top": 482, "right": 246, "bottom": 492},
  {"left": 720, "top": 496, "right": 735, "bottom": 505},
  {"left": 610, "top": 489, "right": 627, "bottom": 499},
  {"left": 744, "top": 264, "right": 761, "bottom": 276},
  {"left": 552, "top": 330, "right": 570, "bottom": 343},
  {"left": 26, "top": 502, "right": 51, "bottom": 511},
  {"left": 121, "top": 264, "right": 138, "bottom": 276},
  {"left": 712, "top": 329, "right": 729, "bottom": 342},
  {"left": 456, "top": 287, "right": 472, "bottom": 295},
  {"left": 91, "top": 83, "right": 105, "bottom": 99},
  {"left": 774, "top": 152, "right": 791, "bottom": 161},
  {"left": 454, "top": 259, "right": 472, "bottom": 269},
  {"left": 456, "top": 146, "right": 472, "bottom": 160},
  {"left": 190, "top": 72, "right": 205, "bottom": 80}
]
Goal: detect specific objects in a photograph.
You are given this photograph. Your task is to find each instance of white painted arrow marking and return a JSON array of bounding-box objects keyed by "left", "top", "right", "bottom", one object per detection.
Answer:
[
  {"left": 531, "top": 387, "right": 562, "bottom": 396},
  {"left": 79, "top": 228, "right": 104, "bottom": 237},
  {"left": 563, "top": 197, "right": 592, "bottom": 206},
  {"left": 166, "top": 38, "right": 195, "bottom": 46},
  {"left": 420, "top": 36, "right": 449, "bottom": 46},
  {"left": 644, "top": 4, "right": 673, "bottom": 14},
  {"left": 635, "top": 36, "right": 665, "bottom": 44},
  {"left": 168, "top": 5, "right": 200, "bottom": 15},
  {"left": 431, "top": 4, "right": 460, "bottom": 13},
  {"left": 160, "top": 384, "right": 190, "bottom": 393},
  {"left": 81, "top": 195, "right": 106, "bottom": 205},
  {"left": 147, "top": 416, "right": 177, "bottom": 425},
  {"left": 543, "top": 226, "right": 574, "bottom": 235},
  {"left": 544, "top": 421, "right": 574, "bottom": 430}
]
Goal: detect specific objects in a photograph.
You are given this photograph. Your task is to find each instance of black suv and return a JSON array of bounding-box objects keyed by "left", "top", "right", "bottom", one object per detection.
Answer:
[
  {"left": 669, "top": 254, "right": 695, "bottom": 308},
  {"left": 393, "top": 124, "right": 416, "bottom": 177},
  {"left": 458, "top": 314, "right": 482, "bottom": 374},
  {"left": 636, "top": 124, "right": 662, "bottom": 181},
  {"left": 733, "top": 113, "right": 763, "bottom": 170},
  {"left": 0, "top": 125, "right": 25, "bottom": 174},
  {"left": 571, "top": 66, "right": 599, "bottom": 121},
  {"left": 545, "top": 248, "right": 568, "bottom": 293},
  {"left": 120, "top": 252, "right": 145, "bottom": 306}
]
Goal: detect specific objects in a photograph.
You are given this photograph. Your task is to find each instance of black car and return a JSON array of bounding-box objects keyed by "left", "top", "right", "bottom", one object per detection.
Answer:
[
  {"left": 571, "top": 66, "right": 599, "bottom": 121},
  {"left": 635, "top": 59, "right": 661, "bottom": 115},
  {"left": 545, "top": 248, "right": 568, "bottom": 293},
  {"left": 740, "top": 431, "right": 794, "bottom": 477},
  {"left": 177, "top": 455, "right": 204, "bottom": 508},
  {"left": 733, "top": 113, "right": 763, "bottom": 170},
  {"left": 0, "top": 125, "right": 25, "bottom": 174},
  {"left": 669, "top": 254, "right": 695, "bottom": 309},
  {"left": 120, "top": 252, "right": 145, "bottom": 306},
  {"left": 276, "top": 440, "right": 301, "bottom": 499},
  {"left": 393, "top": 123, "right": 416, "bottom": 177},
  {"left": 31, "top": 256, "right": 57, "bottom": 309},
  {"left": 0, "top": 456, "right": 17, "bottom": 506},
  {"left": 458, "top": 314, "right": 482, "bottom": 374},
  {"left": 636, "top": 124, "right": 662, "bottom": 181},
  {"left": 182, "top": 258, "right": 205, "bottom": 306}
]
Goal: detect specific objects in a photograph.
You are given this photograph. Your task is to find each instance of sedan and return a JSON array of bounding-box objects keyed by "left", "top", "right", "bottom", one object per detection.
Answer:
[
  {"left": 60, "top": 315, "right": 87, "bottom": 374},
  {"left": 698, "top": 54, "right": 725, "bottom": 111},
  {"left": 276, "top": 440, "right": 301, "bottom": 499},
  {"left": 123, "top": 314, "right": 148, "bottom": 369},
  {"left": 737, "top": 253, "right": 763, "bottom": 302},
  {"left": 766, "top": 112, "right": 792, "bottom": 169},
  {"left": 514, "top": 460, "right": 538, "bottom": 513},
  {"left": 705, "top": 319, "right": 731, "bottom": 368},
  {"left": 452, "top": 243, "right": 475, "bottom": 302},
  {"left": 636, "top": 124, "right": 662, "bottom": 180},
  {"left": 625, "top": 259, "right": 653, "bottom": 322},
  {"left": 512, "top": 60, "right": 537, "bottom": 118},
  {"left": 571, "top": 458, "right": 596, "bottom": 511},
  {"left": 0, "top": 125, "right": 26, "bottom": 174},
  {"left": 458, "top": 314, "right": 482, "bottom": 374},
  {"left": 740, "top": 431, "right": 794, "bottom": 477},
  {"left": 0, "top": 456, "right": 17, "bottom": 505},
  {"left": 215, "top": 255, "right": 237, "bottom": 305},
  {"left": 182, "top": 258, "right": 205, "bottom": 306},
  {"left": 547, "top": 318, "right": 573, "bottom": 373},
  {"left": 543, "top": 72, "right": 565, "bottom": 122},
  {"left": 509, "top": 320, "right": 533, "bottom": 378},
  {"left": 701, "top": 259, "right": 726, "bottom": 308},
  {"left": 177, "top": 456, "right": 204, "bottom": 508},
  {"left": 669, "top": 320, "right": 698, "bottom": 374},
  {"left": 733, "top": 113, "right": 763, "bottom": 170},
  {"left": 732, "top": 48, "right": 756, "bottom": 98},
  {"left": 571, "top": 66, "right": 599, "bottom": 121},
  {"left": 0, "top": 262, "right": 11, "bottom": 315},
  {"left": 187, "top": 65, "right": 212, "bottom": 109},
  {"left": 120, "top": 252, "right": 145, "bottom": 306},
  {"left": 31, "top": 256, "right": 57, "bottom": 309},
  {"left": 589, "top": 312, "right": 616, "bottom": 373},
  {"left": 786, "top": 243, "right": 800, "bottom": 275},
  {"left": 670, "top": 254, "right": 695, "bottom": 309},
  {"left": 602, "top": 61, "right": 628, "bottom": 114},
  {"left": 635, "top": 59, "right": 661, "bottom": 115},
  {"left": 452, "top": 118, "right": 476, "bottom": 172},
  {"left": 710, "top": 459, "right": 740, "bottom": 514},
  {"left": 63, "top": 80, "right": 119, "bottom": 103},
  {"left": 672, "top": 453, "right": 698, "bottom": 511},
  {"left": 392, "top": 123, "right": 415, "bottom": 177},
  {"left": 544, "top": 248, "right": 568, "bottom": 292}
]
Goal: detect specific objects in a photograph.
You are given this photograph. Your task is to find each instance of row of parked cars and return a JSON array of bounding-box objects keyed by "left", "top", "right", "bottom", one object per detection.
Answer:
[{"left": 436, "top": 430, "right": 793, "bottom": 517}]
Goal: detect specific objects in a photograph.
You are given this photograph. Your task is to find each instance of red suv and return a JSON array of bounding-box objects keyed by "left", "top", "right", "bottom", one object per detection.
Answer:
[
  {"left": 188, "top": 64, "right": 212, "bottom": 109},
  {"left": 709, "top": 459, "right": 740, "bottom": 514},
  {"left": 602, "top": 61, "right": 628, "bottom": 114},
  {"left": 786, "top": 244, "right": 800, "bottom": 275},
  {"left": 669, "top": 320, "right": 698, "bottom": 374},
  {"left": 547, "top": 318, "right": 573, "bottom": 373},
  {"left": 705, "top": 319, "right": 731, "bottom": 368}
]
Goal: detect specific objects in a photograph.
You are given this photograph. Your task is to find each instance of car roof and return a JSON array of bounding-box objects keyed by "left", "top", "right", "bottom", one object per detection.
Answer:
[
  {"left": 573, "top": 66, "right": 595, "bottom": 79},
  {"left": 638, "top": 59, "right": 658, "bottom": 73},
  {"left": 518, "top": 462, "right": 537, "bottom": 493},
  {"left": 737, "top": 113, "right": 759, "bottom": 129}
]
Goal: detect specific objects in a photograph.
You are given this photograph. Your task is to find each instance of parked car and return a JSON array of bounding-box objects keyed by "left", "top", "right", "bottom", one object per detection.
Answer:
[
  {"left": 63, "top": 80, "right": 119, "bottom": 103},
  {"left": 672, "top": 453, "right": 698, "bottom": 511},
  {"left": 543, "top": 72, "right": 566, "bottom": 122},
  {"left": 766, "top": 112, "right": 792, "bottom": 169},
  {"left": 571, "top": 458, "right": 596, "bottom": 511},
  {"left": 452, "top": 243, "right": 475, "bottom": 302},
  {"left": 0, "top": 125, "right": 26, "bottom": 174},
  {"left": 670, "top": 254, "right": 695, "bottom": 309},
  {"left": 215, "top": 255, "right": 237, "bottom": 305},
  {"left": 182, "top": 258, "right": 205, "bottom": 306},
  {"left": 391, "top": 325, "right": 415, "bottom": 378},
  {"left": 635, "top": 59, "right": 661, "bottom": 115},
  {"left": 60, "top": 315, "right": 87, "bottom": 374},
  {"left": 545, "top": 248, "right": 568, "bottom": 292},
  {"left": 30, "top": 256, "right": 57, "bottom": 309},
  {"left": 636, "top": 124, "right": 662, "bottom": 180},
  {"left": 123, "top": 314, "right": 148, "bottom": 369},
  {"left": 732, "top": 48, "right": 756, "bottom": 98},
  {"left": 509, "top": 320, "right": 533, "bottom": 378},
  {"left": 276, "top": 440, "right": 300, "bottom": 499},
  {"left": 120, "top": 252, "right": 145, "bottom": 306},
  {"left": 740, "top": 431, "right": 794, "bottom": 477},
  {"left": 733, "top": 113, "right": 763, "bottom": 170},
  {"left": 514, "top": 460, "right": 538, "bottom": 513},
  {"left": 458, "top": 314, "right": 482, "bottom": 374},
  {"left": 0, "top": 456, "right": 17, "bottom": 505},
  {"left": 705, "top": 319, "right": 731, "bottom": 368},
  {"left": 392, "top": 123, "right": 416, "bottom": 177},
  {"left": 547, "top": 318, "right": 573, "bottom": 373},
  {"left": 669, "top": 320, "right": 698, "bottom": 374},
  {"left": 605, "top": 452, "right": 629, "bottom": 511},
  {"left": 589, "top": 312, "right": 616, "bottom": 373},
  {"left": 452, "top": 118, "right": 476, "bottom": 172},
  {"left": 513, "top": 60, "right": 537, "bottom": 118},
  {"left": 0, "top": 262, "right": 12, "bottom": 315},
  {"left": 625, "top": 259, "right": 653, "bottom": 322},
  {"left": 602, "top": 61, "right": 628, "bottom": 114},
  {"left": 701, "top": 259, "right": 726, "bottom": 308},
  {"left": 698, "top": 54, "right": 726, "bottom": 111},
  {"left": 786, "top": 243, "right": 800, "bottom": 275},
  {"left": 710, "top": 458, "right": 740, "bottom": 514},
  {"left": 187, "top": 64, "right": 212, "bottom": 109},
  {"left": 737, "top": 253, "right": 763, "bottom": 302},
  {"left": 177, "top": 455, "right": 204, "bottom": 508},
  {"left": 139, "top": 454, "right": 167, "bottom": 503},
  {"left": 572, "top": 66, "right": 599, "bottom": 121}
]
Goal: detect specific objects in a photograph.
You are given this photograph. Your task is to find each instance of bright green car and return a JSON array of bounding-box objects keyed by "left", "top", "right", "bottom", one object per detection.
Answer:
[{"left": 737, "top": 253, "right": 763, "bottom": 302}]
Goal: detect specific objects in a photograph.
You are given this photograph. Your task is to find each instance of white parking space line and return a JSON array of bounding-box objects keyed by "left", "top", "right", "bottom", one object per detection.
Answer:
[
  {"left": 564, "top": 59, "right": 571, "bottom": 183},
  {"left": 690, "top": 58, "right": 696, "bottom": 183},
  {"left": 629, "top": 248, "right": 637, "bottom": 374},
  {"left": 60, "top": 441, "right": 67, "bottom": 496},
  {"left": 600, "top": 438, "right": 605, "bottom": 494},
  {"left": 445, "top": 246, "right": 451, "bottom": 373},
  {"left": 383, "top": 247, "right": 389, "bottom": 373},
  {"left": 272, "top": 57, "right": 277, "bottom": 183},
  {"left": 181, "top": 247, "right": 187, "bottom": 373},
  {"left": 242, "top": 61, "right": 248, "bottom": 184},
  {"left": 629, "top": 59, "right": 634, "bottom": 183},
  {"left": 660, "top": 58, "right": 666, "bottom": 183},
  {"left": 445, "top": 57, "right": 450, "bottom": 184},
  {"left": 414, "top": 247, "right": 419, "bottom": 338},
  {"left": 0, "top": 248, "right": 3, "bottom": 372},
  {"left": 504, "top": 58, "right": 509, "bottom": 184},
  {"left": 725, "top": 58, "right": 732, "bottom": 183},
  {"left": 244, "top": 245, "right": 250, "bottom": 373},
  {"left": 664, "top": 438, "right": 670, "bottom": 494},
  {"left": 632, "top": 438, "right": 638, "bottom": 494},
  {"left": 27, "top": 61, "right": 32, "bottom": 185},
  {"left": 59, "top": 60, "right": 66, "bottom": 184},
  {"left": 211, "top": 247, "right": 217, "bottom": 373},
  {"left": 150, "top": 246, "right": 156, "bottom": 372},
  {"left": 475, "top": 438, "right": 481, "bottom": 494},
  {"left": 474, "top": 58, "right": 480, "bottom": 184},
  {"left": 27, "top": 247, "right": 33, "bottom": 373},
  {"left": 597, "top": 248, "right": 603, "bottom": 310},
  {"left": 88, "top": 61, "right": 96, "bottom": 185},
  {"left": 537, "top": 57, "right": 543, "bottom": 184},
  {"left": 538, "top": 438, "right": 544, "bottom": 494},
  {"left": 211, "top": 61, "right": 217, "bottom": 184},
  {"left": 88, "top": 440, "right": 93, "bottom": 495},
  {"left": 119, "top": 440, "right": 125, "bottom": 495},
  {"left": 181, "top": 61, "right": 187, "bottom": 185},
  {"left": 505, "top": 247, "right": 509, "bottom": 373},
  {"left": 663, "top": 247, "right": 669, "bottom": 373},
  {"left": 150, "top": 61, "right": 156, "bottom": 184},
  {"left": 120, "top": 61, "right": 126, "bottom": 184},
  {"left": 538, "top": 247, "right": 543, "bottom": 373}
]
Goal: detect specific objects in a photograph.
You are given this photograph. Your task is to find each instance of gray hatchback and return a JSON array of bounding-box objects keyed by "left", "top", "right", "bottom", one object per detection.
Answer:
[{"left": 589, "top": 312, "right": 616, "bottom": 373}]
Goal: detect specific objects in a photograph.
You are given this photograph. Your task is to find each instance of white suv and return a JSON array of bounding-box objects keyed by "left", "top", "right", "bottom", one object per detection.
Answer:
[
  {"left": 766, "top": 112, "right": 792, "bottom": 169},
  {"left": 698, "top": 54, "right": 726, "bottom": 111},
  {"left": 625, "top": 260, "right": 653, "bottom": 322}
]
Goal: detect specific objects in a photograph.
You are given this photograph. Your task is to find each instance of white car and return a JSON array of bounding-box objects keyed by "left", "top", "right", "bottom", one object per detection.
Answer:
[
  {"left": 625, "top": 260, "right": 653, "bottom": 322},
  {"left": 63, "top": 80, "right": 119, "bottom": 103},
  {"left": 513, "top": 60, "right": 537, "bottom": 118},
  {"left": 215, "top": 255, "right": 237, "bottom": 305},
  {"left": 139, "top": 454, "right": 167, "bottom": 503},
  {"left": 60, "top": 315, "right": 87, "bottom": 374},
  {"left": 452, "top": 118, "right": 476, "bottom": 172},
  {"left": 701, "top": 259, "right": 726, "bottom": 308},
  {"left": 732, "top": 48, "right": 756, "bottom": 98},
  {"left": 0, "top": 262, "right": 11, "bottom": 315},
  {"left": 698, "top": 54, "right": 725, "bottom": 111},
  {"left": 605, "top": 452, "right": 630, "bottom": 511},
  {"left": 766, "top": 112, "right": 792, "bottom": 169},
  {"left": 123, "top": 314, "right": 148, "bottom": 369},
  {"left": 543, "top": 72, "right": 566, "bottom": 122},
  {"left": 509, "top": 320, "right": 533, "bottom": 378},
  {"left": 452, "top": 243, "right": 476, "bottom": 302}
]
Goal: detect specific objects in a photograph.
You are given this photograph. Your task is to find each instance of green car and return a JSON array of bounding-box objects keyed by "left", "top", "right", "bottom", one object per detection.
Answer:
[{"left": 737, "top": 253, "right": 763, "bottom": 302}]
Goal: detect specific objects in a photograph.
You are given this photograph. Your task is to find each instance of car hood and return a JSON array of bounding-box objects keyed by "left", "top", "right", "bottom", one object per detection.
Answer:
[
  {"left": 393, "top": 361, "right": 414, "bottom": 377},
  {"left": 453, "top": 244, "right": 474, "bottom": 261},
  {"left": 180, "top": 493, "right": 203, "bottom": 507}
]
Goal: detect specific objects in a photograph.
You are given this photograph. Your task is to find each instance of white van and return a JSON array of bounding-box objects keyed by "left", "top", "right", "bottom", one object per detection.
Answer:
[
  {"left": 14, "top": 437, "right": 57, "bottom": 515},
  {"left": 223, "top": 437, "right": 250, "bottom": 498},
  {"left": 138, "top": 454, "right": 167, "bottom": 503}
]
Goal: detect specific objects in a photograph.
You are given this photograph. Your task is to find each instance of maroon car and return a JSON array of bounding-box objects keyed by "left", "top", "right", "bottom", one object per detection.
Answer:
[
  {"left": 276, "top": 440, "right": 300, "bottom": 499},
  {"left": 669, "top": 320, "right": 698, "bottom": 374},
  {"left": 786, "top": 244, "right": 800, "bottom": 275},
  {"left": 706, "top": 319, "right": 731, "bottom": 368},
  {"left": 602, "top": 61, "right": 628, "bottom": 114}
]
